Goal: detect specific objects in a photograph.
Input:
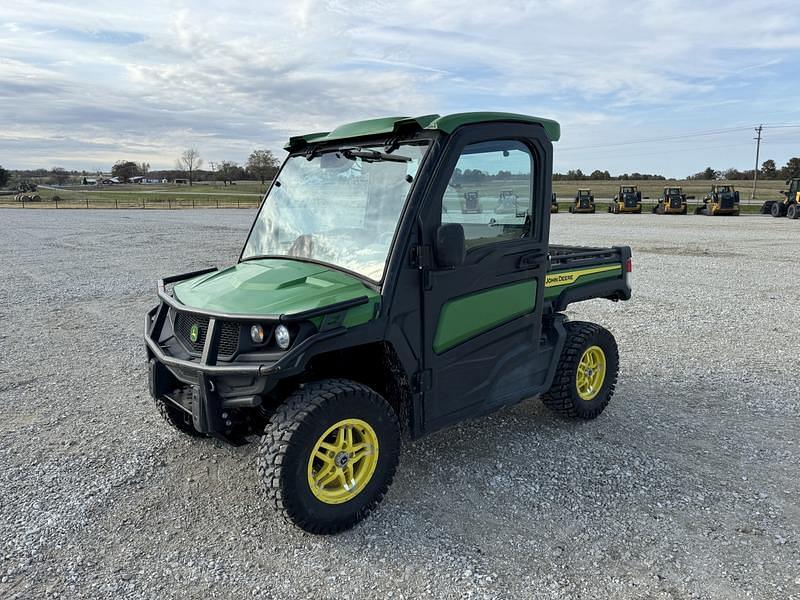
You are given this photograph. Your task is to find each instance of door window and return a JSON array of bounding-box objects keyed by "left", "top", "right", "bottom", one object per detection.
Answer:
[{"left": 441, "top": 140, "right": 533, "bottom": 249}]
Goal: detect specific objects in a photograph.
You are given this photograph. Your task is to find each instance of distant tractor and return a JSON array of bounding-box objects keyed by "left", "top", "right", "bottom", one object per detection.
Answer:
[
  {"left": 695, "top": 185, "right": 740, "bottom": 216},
  {"left": 609, "top": 185, "right": 642, "bottom": 214},
  {"left": 653, "top": 186, "right": 691, "bottom": 215},
  {"left": 461, "top": 191, "right": 482, "bottom": 214},
  {"left": 495, "top": 190, "right": 518, "bottom": 214},
  {"left": 569, "top": 188, "right": 595, "bottom": 214},
  {"left": 551, "top": 192, "right": 559, "bottom": 213},
  {"left": 761, "top": 178, "right": 800, "bottom": 219}
]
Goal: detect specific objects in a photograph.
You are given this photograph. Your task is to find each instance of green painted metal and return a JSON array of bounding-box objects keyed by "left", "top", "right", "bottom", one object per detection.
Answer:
[
  {"left": 543, "top": 267, "right": 622, "bottom": 300},
  {"left": 433, "top": 279, "right": 537, "bottom": 354},
  {"left": 425, "top": 112, "right": 560, "bottom": 141},
  {"left": 284, "top": 114, "right": 441, "bottom": 150},
  {"left": 286, "top": 112, "right": 561, "bottom": 150},
  {"left": 172, "top": 258, "right": 380, "bottom": 326}
]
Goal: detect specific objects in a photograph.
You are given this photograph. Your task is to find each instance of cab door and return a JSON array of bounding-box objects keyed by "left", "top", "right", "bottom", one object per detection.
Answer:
[{"left": 419, "top": 124, "right": 552, "bottom": 433}]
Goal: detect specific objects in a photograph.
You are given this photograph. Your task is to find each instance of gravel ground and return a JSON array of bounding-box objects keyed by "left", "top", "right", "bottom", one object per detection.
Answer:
[{"left": 1, "top": 209, "right": 798, "bottom": 600}]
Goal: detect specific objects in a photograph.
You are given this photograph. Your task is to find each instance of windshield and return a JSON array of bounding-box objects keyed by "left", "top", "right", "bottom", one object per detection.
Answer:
[{"left": 241, "top": 142, "right": 428, "bottom": 282}]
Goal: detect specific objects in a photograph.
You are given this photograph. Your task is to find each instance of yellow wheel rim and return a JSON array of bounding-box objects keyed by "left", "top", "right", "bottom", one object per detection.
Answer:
[
  {"left": 576, "top": 345, "right": 606, "bottom": 401},
  {"left": 306, "top": 418, "right": 379, "bottom": 505}
]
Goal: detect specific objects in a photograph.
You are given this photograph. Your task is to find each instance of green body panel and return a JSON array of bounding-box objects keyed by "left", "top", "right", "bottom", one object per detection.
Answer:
[
  {"left": 425, "top": 112, "right": 561, "bottom": 142},
  {"left": 284, "top": 115, "right": 440, "bottom": 150},
  {"left": 433, "top": 280, "right": 537, "bottom": 354},
  {"left": 285, "top": 112, "right": 561, "bottom": 150},
  {"left": 172, "top": 259, "right": 380, "bottom": 326},
  {"left": 543, "top": 266, "right": 622, "bottom": 300}
]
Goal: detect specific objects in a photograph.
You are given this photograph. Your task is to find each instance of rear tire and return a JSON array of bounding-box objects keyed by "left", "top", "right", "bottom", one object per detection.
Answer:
[
  {"left": 258, "top": 379, "right": 400, "bottom": 534},
  {"left": 541, "top": 321, "right": 619, "bottom": 420},
  {"left": 788, "top": 204, "right": 799, "bottom": 219},
  {"left": 771, "top": 202, "right": 785, "bottom": 217}
]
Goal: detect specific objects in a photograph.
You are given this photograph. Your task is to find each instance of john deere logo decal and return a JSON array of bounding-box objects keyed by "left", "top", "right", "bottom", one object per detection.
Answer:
[{"left": 189, "top": 324, "right": 200, "bottom": 343}]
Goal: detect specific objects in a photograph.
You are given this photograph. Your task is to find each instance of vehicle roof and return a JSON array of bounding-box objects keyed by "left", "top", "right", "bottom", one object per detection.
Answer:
[{"left": 285, "top": 112, "right": 561, "bottom": 150}]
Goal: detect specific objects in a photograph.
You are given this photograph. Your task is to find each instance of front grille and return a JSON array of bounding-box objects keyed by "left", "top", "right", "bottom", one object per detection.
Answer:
[
  {"left": 719, "top": 196, "right": 734, "bottom": 209},
  {"left": 579, "top": 199, "right": 590, "bottom": 208},
  {"left": 670, "top": 198, "right": 682, "bottom": 208},
  {"left": 174, "top": 312, "right": 240, "bottom": 356},
  {"left": 624, "top": 196, "right": 638, "bottom": 207},
  {"left": 218, "top": 322, "right": 241, "bottom": 356}
]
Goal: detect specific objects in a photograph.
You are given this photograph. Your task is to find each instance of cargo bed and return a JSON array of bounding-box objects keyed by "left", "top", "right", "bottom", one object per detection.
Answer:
[{"left": 545, "top": 244, "right": 632, "bottom": 310}]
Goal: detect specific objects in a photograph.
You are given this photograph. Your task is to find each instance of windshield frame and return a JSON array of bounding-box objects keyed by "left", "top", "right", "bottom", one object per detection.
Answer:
[{"left": 238, "top": 135, "right": 435, "bottom": 289}]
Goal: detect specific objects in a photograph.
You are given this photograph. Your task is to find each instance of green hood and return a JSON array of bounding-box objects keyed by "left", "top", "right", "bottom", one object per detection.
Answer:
[{"left": 172, "top": 259, "right": 380, "bottom": 323}]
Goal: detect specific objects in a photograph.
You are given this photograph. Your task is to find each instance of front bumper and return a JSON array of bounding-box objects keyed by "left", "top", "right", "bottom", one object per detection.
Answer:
[{"left": 144, "top": 268, "right": 366, "bottom": 441}]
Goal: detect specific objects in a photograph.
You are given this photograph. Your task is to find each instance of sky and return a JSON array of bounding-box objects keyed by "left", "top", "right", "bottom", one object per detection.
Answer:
[{"left": 1, "top": 0, "right": 799, "bottom": 177}]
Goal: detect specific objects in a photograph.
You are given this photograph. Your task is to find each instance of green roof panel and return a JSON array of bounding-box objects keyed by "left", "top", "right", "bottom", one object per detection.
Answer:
[
  {"left": 285, "top": 111, "right": 560, "bottom": 150},
  {"left": 425, "top": 112, "right": 560, "bottom": 141}
]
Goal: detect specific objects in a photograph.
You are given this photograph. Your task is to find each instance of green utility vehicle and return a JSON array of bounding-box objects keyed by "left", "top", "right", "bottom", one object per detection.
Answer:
[
  {"left": 145, "top": 112, "right": 633, "bottom": 534},
  {"left": 761, "top": 178, "right": 800, "bottom": 219}
]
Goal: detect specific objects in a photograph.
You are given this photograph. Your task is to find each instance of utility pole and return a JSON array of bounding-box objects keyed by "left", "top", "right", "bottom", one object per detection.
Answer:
[{"left": 751, "top": 124, "right": 762, "bottom": 200}]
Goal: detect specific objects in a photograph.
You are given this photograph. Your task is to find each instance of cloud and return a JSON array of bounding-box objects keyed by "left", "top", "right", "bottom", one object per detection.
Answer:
[{"left": 0, "top": 0, "right": 798, "bottom": 176}]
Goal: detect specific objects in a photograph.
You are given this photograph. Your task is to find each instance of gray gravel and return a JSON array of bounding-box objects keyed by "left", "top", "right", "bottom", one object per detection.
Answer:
[{"left": 1, "top": 208, "right": 798, "bottom": 600}]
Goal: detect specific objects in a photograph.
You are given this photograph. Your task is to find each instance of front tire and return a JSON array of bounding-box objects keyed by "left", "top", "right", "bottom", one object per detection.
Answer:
[
  {"left": 788, "top": 204, "right": 799, "bottom": 219},
  {"left": 541, "top": 321, "right": 619, "bottom": 420},
  {"left": 155, "top": 399, "right": 206, "bottom": 438},
  {"left": 258, "top": 379, "right": 400, "bottom": 534}
]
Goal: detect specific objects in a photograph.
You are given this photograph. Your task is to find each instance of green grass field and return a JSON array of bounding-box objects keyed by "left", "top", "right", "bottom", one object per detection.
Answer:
[{"left": 0, "top": 181, "right": 267, "bottom": 209}]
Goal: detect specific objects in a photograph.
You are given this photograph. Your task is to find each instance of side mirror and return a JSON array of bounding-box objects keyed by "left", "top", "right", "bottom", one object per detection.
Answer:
[{"left": 435, "top": 223, "right": 465, "bottom": 269}]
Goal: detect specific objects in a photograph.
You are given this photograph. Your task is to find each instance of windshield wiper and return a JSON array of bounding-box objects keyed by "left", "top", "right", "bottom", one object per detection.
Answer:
[{"left": 342, "top": 148, "right": 410, "bottom": 163}]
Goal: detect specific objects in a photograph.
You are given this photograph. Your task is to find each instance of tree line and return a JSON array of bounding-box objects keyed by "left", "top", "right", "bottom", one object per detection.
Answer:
[
  {"left": 687, "top": 158, "right": 800, "bottom": 180},
  {"left": 553, "top": 170, "right": 666, "bottom": 181},
  {"left": 110, "top": 148, "right": 280, "bottom": 186},
  {"left": 0, "top": 148, "right": 280, "bottom": 189}
]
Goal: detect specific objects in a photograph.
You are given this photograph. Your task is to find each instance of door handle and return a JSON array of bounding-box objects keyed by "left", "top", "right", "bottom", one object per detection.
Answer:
[{"left": 518, "top": 251, "right": 546, "bottom": 269}]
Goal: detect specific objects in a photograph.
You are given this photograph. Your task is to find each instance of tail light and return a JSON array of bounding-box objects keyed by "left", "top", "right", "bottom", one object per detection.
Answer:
[{"left": 624, "top": 258, "right": 633, "bottom": 290}]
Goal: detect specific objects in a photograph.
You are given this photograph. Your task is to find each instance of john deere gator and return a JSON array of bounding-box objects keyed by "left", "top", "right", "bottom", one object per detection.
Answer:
[
  {"left": 695, "top": 185, "right": 740, "bottom": 216},
  {"left": 145, "top": 112, "right": 633, "bottom": 533},
  {"left": 569, "top": 188, "right": 596, "bottom": 213}
]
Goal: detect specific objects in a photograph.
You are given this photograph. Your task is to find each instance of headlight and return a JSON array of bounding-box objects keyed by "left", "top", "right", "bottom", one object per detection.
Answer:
[
  {"left": 250, "top": 324, "right": 265, "bottom": 344},
  {"left": 275, "top": 324, "right": 291, "bottom": 350}
]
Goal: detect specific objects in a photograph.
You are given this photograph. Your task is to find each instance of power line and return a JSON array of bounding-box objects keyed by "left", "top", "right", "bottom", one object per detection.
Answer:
[
  {"left": 559, "top": 123, "right": 800, "bottom": 152},
  {"left": 559, "top": 126, "right": 752, "bottom": 151}
]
